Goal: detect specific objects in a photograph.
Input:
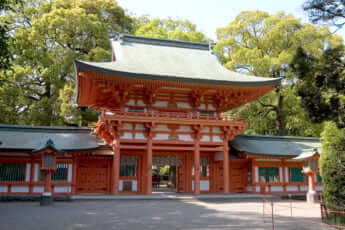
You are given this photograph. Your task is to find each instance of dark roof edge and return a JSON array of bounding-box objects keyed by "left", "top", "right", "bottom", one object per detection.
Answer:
[
  {"left": 240, "top": 152, "right": 299, "bottom": 157},
  {"left": 75, "top": 60, "right": 282, "bottom": 87},
  {"left": 116, "top": 34, "right": 210, "bottom": 51},
  {"left": 0, "top": 124, "right": 92, "bottom": 133},
  {"left": 235, "top": 134, "right": 320, "bottom": 142}
]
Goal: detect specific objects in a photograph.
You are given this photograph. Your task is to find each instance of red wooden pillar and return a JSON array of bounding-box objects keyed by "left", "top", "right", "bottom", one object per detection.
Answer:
[
  {"left": 72, "top": 154, "right": 78, "bottom": 194},
  {"left": 194, "top": 137, "right": 200, "bottom": 195},
  {"left": 223, "top": 141, "right": 230, "bottom": 194},
  {"left": 44, "top": 171, "right": 52, "bottom": 194},
  {"left": 146, "top": 136, "right": 153, "bottom": 195},
  {"left": 29, "top": 157, "right": 35, "bottom": 193},
  {"left": 112, "top": 142, "right": 120, "bottom": 195}
]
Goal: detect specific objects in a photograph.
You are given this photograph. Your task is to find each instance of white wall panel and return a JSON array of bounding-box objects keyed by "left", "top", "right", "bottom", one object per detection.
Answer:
[
  {"left": 121, "top": 132, "right": 133, "bottom": 139},
  {"left": 200, "top": 135, "right": 210, "bottom": 142},
  {"left": 11, "top": 186, "right": 29, "bottom": 193},
  {"left": 255, "top": 167, "right": 259, "bottom": 183},
  {"left": 33, "top": 186, "right": 44, "bottom": 193},
  {"left": 154, "top": 101, "right": 168, "bottom": 107},
  {"left": 135, "top": 133, "right": 146, "bottom": 140},
  {"left": 0, "top": 186, "right": 8, "bottom": 193},
  {"left": 54, "top": 186, "right": 71, "bottom": 193},
  {"left": 246, "top": 186, "right": 252, "bottom": 192},
  {"left": 271, "top": 186, "right": 283, "bottom": 192},
  {"left": 176, "top": 102, "right": 191, "bottom": 109},
  {"left": 200, "top": 181, "right": 210, "bottom": 191},
  {"left": 286, "top": 186, "right": 298, "bottom": 192},
  {"left": 155, "top": 125, "right": 169, "bottom": 131},
  {"left": 178, "top": 134, "right": 193, "bottom": 141},
  {"left": 34, "top": 163, "right": 40, "bottom": 182},
  {"left": 177, "top": 126, "right": 192, "bottom": 132},
  {"left": 68, "top": 164, "right": 73, "bottom": 182},
  {"left": 213, "top": 136, "right": 222, "bottom": 142},
  {"left": 154, "top": 134, "right": 169, "bottom": 140},
  {"left": 25, "top": 163, "right": 31, "bottom": 182}
]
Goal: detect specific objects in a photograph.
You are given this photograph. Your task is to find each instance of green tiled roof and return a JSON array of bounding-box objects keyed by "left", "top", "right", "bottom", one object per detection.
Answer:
[
  {"left": 231, "top": 134, "right": 321, "bottom": 157},
  {"left": 75, "top": 34, "right": 281, "bottom": 87},
  {"left": 0, "top": 124, "right": 99, "bottom": 151}
]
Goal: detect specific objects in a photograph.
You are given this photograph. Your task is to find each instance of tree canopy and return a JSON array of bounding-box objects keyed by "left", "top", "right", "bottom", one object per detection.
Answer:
[
  {"left": 215, "top": 10, "right": 341, "bottom": 136},
  {"left": 303, "top": 0, "right": 345, "bottom": 30}
]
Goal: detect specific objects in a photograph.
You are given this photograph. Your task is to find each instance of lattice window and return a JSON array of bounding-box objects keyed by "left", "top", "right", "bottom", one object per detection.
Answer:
[
  {"left": 248, "top": 167, "right": 252, "bottom": 182},
  {"left": 41, "top": 163, "right": 68, "bottom": 182},
  {"left": 259, "top": 167, "right": 278, "bottom": 182},
  {"left": 289, "top": 168, "right": 306, "bottom": 182},
  {"left": 120, "top": 165, "right": 136, "bottom": 177},
  {"left": 43, "top": 155, "right": 54, "bottom": 168},
  {"left": 0, "top": 163, "right": 25, "bottom": 181}
]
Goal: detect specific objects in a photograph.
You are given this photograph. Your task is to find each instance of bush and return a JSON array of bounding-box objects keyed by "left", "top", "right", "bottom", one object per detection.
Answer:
[{"left": 320, "top": 122, "right": 345, "bottom": 207}]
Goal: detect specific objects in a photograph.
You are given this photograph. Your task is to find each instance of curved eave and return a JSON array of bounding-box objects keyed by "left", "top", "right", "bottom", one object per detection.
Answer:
[
  {"left": 75, "top": 60, "right": 282, "bottom": 88},
  {"left": 242, "top": 152, "right": 298, "bottom": 158}
]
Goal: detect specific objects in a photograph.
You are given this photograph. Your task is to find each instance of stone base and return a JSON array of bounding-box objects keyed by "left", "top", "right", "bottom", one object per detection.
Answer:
[
  {"left": 306, "top": 191, "right": 318, "bottom": 203},
  {"left": 40, "top": 193, "right": 54, "bottom": 206}
]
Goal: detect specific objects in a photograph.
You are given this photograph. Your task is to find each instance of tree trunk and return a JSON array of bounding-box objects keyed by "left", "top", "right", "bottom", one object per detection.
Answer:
[{"left": 276, "top": 94, "right": 286, "bottom": 136}]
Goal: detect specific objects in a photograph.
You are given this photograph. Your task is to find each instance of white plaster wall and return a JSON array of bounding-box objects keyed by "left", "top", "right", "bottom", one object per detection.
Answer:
[
  {"left": 121, "top": 132, "right": 133, "bottom": 139},
  {"left": 119, "top": 180, "right": 123, "bottom": 191},
  {"left": 11, "top": 186, "right": 29, "bottom": 193},
  {"left": 123, "top": 123, "right": 132, "bottom": 130},
  {"left": 34, "top": 163, "right": 40, "bottom": 182},
  {"left": 177, "top": 126, "right": 192, "bottom": 132},
  {"left": 212, "top": 127, "right": 222, "bottom": 133},
  {"left": 68, "top": 164, "right": 73, "bottom": 182},
  {"left": 154, "top": 134, "right": 169, "bottom": 141},
  {"left": 200, "top": 135, "right": 210, "bottom": 142},
  {"left": 246, "top": 186, "right": 253, "bottom": 192},
  {"left": 198, "top": 104, "right": 206, "bottom": 110},
  {"left": 286, "top": 186, "right": 298, "bottom": 192},
  {"left": 119, "top": 180, "right": 137, "bottom": 192},
  {"left": 25, "top": 163, "right": 31, "bottom": 182},
  {"left": 314, "top": 174, "right": 317, "bottom": 182},
  {"left": 271, "top": 186, "right": 284, "bottom": 192},
  {"left": 200, "top": 181, "right": 210, "bottom": 191},
  {"left": 137, "top": 100, "right": 145, "bottom": 106},
  {"left": 201, "top": 127, "right": 210, "bottom": 133},
  {"left": 316, "top": 185, "right": 323, "bottom": 191},
  {"left": 208, "top": 104, "right": 216, "bottom": 110},
  {"left": 266, "top": 186, "right": 269, "bottom": 192},
  {"left": 300, "top": 186, "right": 308, "bottom": 191},
  {"left": 255, "top": 167, "right": 259, "bottom": 183},
  {"left": 285, "top": 167, "right": 289, "bottom": 182},
  {"left": 178, "top": 134, "right": 193, "bottom": 141},
  {"left": 214, "top": 152, "right": 223, "bottom": 161},
  {"left": 132, "top": 181, "right": 138, "bottom": 191},
  {"left": 155, "top": 125, "right": 169, "bottom": 131},
  {"left": 126, "top": 99, "right": 135, "bottom": 106},
  {"left": 0, "top": 185, "right": 8, "bottom": 193},
  {"left": 213, "top": 136, "right": 222, "bottom": 142},
  {"left": 176, "top": 102, "right": 191, "bottom": 109},
  {"left": 135, "top": 124, "right": 145, "bottom": 130},
  {"left": 279, "top": 167, "right": 283, "bottom": 183},
  {"left": 135, "top": 133, "right": 146, "bottom": 140},
  {"left": 33, "top": 186, "right": 44, "bottom": 193},
  {"left": 54, "top": 186, "right": 71, "bottom": 193},
  {"left": 256, "top": 186, "right": 260, "bottom": 192},
  {"left": 154, "top": 101, "right": 168, "bottom": 107}
]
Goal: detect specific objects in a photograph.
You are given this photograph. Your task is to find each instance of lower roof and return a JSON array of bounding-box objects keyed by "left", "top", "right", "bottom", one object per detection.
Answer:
[
  {"left": 230, "top": 134, "right": 321, "bottom": 157},
  {"left": 0, "top": 124, "right": 98, "bottom": 152},
  {"left": 0, "top": 124, "right": 321, "bottom": 157}
]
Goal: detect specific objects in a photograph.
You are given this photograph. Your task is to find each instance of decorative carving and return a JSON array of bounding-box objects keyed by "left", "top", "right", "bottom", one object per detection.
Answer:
[
  {"left": 190, "top": 89, "right": 207, "bottom": 108},
  {"left": 143, "top": 85, "right": 160, "bottom": 106}
]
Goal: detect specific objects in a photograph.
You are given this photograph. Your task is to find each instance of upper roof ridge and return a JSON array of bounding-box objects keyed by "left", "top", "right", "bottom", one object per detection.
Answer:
[{"left": 114, "top": 34, "right": 211, "bottom": 51}]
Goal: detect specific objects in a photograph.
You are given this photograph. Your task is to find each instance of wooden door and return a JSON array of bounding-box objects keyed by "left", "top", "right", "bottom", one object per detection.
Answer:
[
  {"left": 177, "top": 166, "right": 184, "bottom": 193},
  {"left": 77, "top": 160, "right": 109, "bottom": 194},
  {"left": 229, "top": 159, "right": 249, "bottom": 193},
  {"left": 215, "top": 162, "right": 224, "bottom": 193}
]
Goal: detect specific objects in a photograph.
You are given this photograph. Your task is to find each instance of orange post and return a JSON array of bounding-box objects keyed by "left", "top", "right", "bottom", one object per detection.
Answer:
[
  {"left": 194, "top": 138, "right": 200, "bottom": 195},
  {"left": 112, "top": 139, "right": 120, "bottom": 195},
  {"left": 146, "top": 137, "right": 153, "bottom": 195},
  {"left": 223, "top": 142, "right": 230, "bottom": 194}
]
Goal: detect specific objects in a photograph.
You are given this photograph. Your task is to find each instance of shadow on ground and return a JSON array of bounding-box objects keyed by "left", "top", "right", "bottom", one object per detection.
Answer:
[{"left": 0, "top": 199, "right": 331, "bottom": 230}]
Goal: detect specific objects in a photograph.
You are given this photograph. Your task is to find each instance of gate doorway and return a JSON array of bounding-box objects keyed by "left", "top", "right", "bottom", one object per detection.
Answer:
[{"left": 152, "top": 156, "right": 183, "bottom": 193}]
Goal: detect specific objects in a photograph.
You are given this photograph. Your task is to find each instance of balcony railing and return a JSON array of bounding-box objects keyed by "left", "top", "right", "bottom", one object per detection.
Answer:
[{"left": 104, "top": 108, "right": 246, "bottom": 123}]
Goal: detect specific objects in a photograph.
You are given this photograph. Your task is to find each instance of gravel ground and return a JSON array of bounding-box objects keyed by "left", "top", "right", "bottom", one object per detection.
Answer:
[{"left": 0, "top": 198, "right": 333, "bottom": 230}]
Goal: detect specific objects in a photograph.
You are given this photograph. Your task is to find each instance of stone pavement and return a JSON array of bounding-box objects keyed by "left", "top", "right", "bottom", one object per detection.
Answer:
[{"left": 0, "top": 198, "right": 332, "bottom": 230}]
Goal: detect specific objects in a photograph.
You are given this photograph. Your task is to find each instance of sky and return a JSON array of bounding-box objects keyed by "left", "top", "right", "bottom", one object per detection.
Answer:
[{"left": 116, "top": 0, "right": 345, "bottom": 40}]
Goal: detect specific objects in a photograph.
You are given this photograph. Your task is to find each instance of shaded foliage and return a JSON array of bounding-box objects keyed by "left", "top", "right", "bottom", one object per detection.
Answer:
[
  {"left": 291, "top": 46, "right": 345, "bottom": 128},
  {"left": 303, "top": 0, "right": 345, "bottom": 30},
  {"left": 320, "top": 122, "right": 345, "bottom": 207}
]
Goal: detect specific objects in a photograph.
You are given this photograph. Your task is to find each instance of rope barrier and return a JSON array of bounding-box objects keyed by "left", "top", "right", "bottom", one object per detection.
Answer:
[{"left": 262, "top": 198, "right": 345, "bottom": 230}]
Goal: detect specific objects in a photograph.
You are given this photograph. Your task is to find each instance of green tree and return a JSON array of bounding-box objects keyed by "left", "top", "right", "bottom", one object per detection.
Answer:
[
  {"left": 320, "top": 122, "right": 345, "bottom": 207},
  {"left": 134, "top": 17, "right": 208, "bottom": 42},
  {"left": 0, "top": 0, "right": 133, "bottom": 126},
  {"left": 303, "top": 0, "right": 345, "bottom": 30},
  {"left": 215, "top": 10, "right": 341, "bottom": 136},
  {"left": 0, "top": 0, "right": 22, "bottom": 72},
  {"left": 291, "top": 46, "right": 345, "bottom": 128}
]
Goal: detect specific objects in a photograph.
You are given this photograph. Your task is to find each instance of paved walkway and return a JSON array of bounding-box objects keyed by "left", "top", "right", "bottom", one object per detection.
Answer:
[{"left": 0, "top": 199, "right": 332, "bottom": 230}]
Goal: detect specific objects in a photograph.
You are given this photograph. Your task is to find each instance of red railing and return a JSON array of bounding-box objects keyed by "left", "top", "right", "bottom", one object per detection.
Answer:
[{"left": 104, "top": 108, "right": 246, "bottom": 123}]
